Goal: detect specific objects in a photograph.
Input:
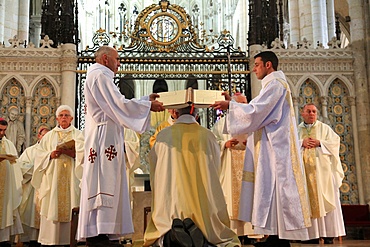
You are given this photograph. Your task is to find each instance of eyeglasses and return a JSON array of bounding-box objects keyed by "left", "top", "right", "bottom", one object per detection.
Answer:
[{"left": 58, "top": 114, "right": 71, "bottom": 117}]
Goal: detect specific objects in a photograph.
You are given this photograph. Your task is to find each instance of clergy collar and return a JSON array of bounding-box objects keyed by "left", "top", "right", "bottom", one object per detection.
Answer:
[
  {"left": 303, "top": 121, "right": 316, "bottom": 128},
  {"left": 55, "top": 124, "right": 74, "bottom": 132},
  {"left": 175, "top": 114, "right": 197, "bottom": 124},
  {"left": 261, "top": 71, "right": 286, "bottom": 88},
  {"left": 91, "top": 63, "right": 114, "bottom": 79}
]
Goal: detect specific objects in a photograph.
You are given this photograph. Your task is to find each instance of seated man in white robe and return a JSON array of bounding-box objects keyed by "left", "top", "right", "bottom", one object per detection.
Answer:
[{"left": 144, "top": 106, "right": 240, "bottom": 247}]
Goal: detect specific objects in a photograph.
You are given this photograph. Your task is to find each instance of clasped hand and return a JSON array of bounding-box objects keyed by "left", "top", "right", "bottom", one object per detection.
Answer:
[
  {"left": 226, "top": 138, "right": 239, "bottom": 148},
  {"left": 302, "top": 137, "right": 320, "bottom": 149}
]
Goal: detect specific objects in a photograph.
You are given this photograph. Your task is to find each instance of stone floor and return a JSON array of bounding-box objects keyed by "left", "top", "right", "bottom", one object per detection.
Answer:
[
  {"left": 12, "top": 238, "right": 370, "bottom": 247},
  {"left": 124, "top": 239, "right": 370, "bottom": 246}
]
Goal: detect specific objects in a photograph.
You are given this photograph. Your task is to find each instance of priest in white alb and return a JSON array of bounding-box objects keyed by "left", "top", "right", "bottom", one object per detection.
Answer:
[
  {"left": 211, "top": 51, "right": 311, "bottom": 247},
  {"left": 76, "top": 46, "right": 164, "bottom": 247},
  {"left": 0, "top": 118, "right": 23, "bottom": 247}
]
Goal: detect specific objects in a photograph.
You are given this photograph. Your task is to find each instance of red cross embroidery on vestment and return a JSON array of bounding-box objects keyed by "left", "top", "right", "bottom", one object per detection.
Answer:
[
  {"left": 88, "top": 148, "right": 97, "bottom": 163},
  {"left": 105, "top": 145, "right": 117, "bottom": 161}
]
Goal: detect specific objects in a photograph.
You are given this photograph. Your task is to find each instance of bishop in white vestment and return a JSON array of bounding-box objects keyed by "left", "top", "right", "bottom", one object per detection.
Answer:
[
  {"left": 32, "top": 105, "right": 82, "bottom": 246},
  {"left": 144, "top": 109, "right": 240, "bottom": 247},
  {"left": 298, "top": 104, "right": 346, "bottom": 243}
]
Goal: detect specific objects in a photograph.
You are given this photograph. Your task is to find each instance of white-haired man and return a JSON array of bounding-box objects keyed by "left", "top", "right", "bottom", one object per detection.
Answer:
[
  {"left": 32, "top": 105, "right": 82, "bottom": 246},
  {"left": 77, "top": 45, "right": 164, "bottom": 247}
]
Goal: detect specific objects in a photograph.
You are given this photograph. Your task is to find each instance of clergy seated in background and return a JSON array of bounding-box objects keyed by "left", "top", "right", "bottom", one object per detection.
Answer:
[{"left": 143, "top": 106, "right": 240, "bottom": 247}]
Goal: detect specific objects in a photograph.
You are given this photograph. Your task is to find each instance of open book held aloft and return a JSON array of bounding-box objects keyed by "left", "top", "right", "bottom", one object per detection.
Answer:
[{"left": 157, "top": 87, "right": 224, "bottom": 109}]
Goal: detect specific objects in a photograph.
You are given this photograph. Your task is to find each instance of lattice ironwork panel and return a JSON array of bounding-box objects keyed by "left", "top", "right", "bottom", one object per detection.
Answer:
[
  {"left": 327, "top": 80, "right": 357, "bottom": 204},
  {"left": 31, "top": 79, "right": 57, "bottom": 145}
]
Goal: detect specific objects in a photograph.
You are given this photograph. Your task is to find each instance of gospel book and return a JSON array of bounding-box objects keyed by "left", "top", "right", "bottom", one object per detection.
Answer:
[
  {"left": 56, "top": 139, "right": 75, "bottom": 150},
  {"left": 0, "top": 154, "right": 17, "bottom": 163},
  {"left": 157, "top": 87, "right": 224, "bottom": 109}
]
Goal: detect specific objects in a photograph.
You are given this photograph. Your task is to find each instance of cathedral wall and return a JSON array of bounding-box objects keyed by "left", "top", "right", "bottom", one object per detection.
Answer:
[
  {"left": 0, "top": 37, "right": 76, "bottom": 149},
  {"left": 0, "top": 6, "right": 369, "bottom": 205}
]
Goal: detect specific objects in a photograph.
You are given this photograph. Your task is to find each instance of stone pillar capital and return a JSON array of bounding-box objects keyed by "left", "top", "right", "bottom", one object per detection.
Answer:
[
  {"left": 292, "top": 96, "right": 299, "bottom": 106},
  {"left": 320, "top": 96, "right": 329, "bottom": 105},
  {"left": 26, "top": 97, "right": 33, "bottom": 107}
]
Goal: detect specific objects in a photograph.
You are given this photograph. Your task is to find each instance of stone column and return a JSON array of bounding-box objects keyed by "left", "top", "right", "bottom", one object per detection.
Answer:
[
  {"left": 29, "top": 16, "right": 42, "bottom": 47},
  {"left": 249, "top": 44, "right": 263, "bottom": 98},
  {"left": 311, "top": 0, "right": 328, "bottom": 47},
  {"left": 292, "top": 96, "right": 300, "bottom": 125},
  {"left": 18, "top": 0, "right": 30, "bottom": 42},
  {"left": 4, "top": 0, "right": 18, "bottom": 42},
  {"left": 326, "top": 0, "right": 336, "bottom": 40},
  {"left": 348, "top": 96, "right": 365, "bottom": 204},
  {"left": 238, "top": 0, "right": 248, "bottom": 51},
  {"left": 60, "top": 44, "right": 77, "bottom": 112},
  {"left": 288, "top": 0, "right": 300, "bottom": 45},
  {"left": 299, "top": 0, "right": 313, "bottom": 42},
  {"left": 349, "top": 0, "right": 370, "bottom": 204},
  {"left": 25, "top": 97, "right": 33, "bottom": 148},
  {"left": 0, "top": 0, "right": 5, "bottom": 42}
]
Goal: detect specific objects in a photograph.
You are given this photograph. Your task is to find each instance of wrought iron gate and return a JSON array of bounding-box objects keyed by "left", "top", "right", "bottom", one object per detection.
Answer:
[{"left": 76, "top": 0, "right": 250, "bottom": 130}]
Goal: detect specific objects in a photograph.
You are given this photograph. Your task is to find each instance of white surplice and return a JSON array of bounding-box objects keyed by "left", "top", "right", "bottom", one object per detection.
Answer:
[
  {"left": 227, "top": 71, "right": 311, "bottom": 240},
  {"left": 31, "top": 125, "right": 82, "bottom": 245},
  {"left": 0, "top": 137, "right": 23, "bottom": 242},
  {"left": 298, "top": 120, "right": 346, "bottom": 238},
  {"left": 17, "top": 143, "right": 41, "bottom": 242},
  {"left": 77, "top": 63, "right": 152, "bottom": 241},
  {"left": 144, "top": 115, "right": 240, "bottom": 247},
  {"left": 124, "top": 128, "right": 141, "bottom": 207}
]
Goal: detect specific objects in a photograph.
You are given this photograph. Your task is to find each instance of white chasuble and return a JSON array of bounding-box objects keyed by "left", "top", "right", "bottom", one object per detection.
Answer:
[
  {"left": 144, "top": 115, "right": 240, "bottom": 247},
  {"left": 298, "top": 120, "right": 346, "bottom": 238}
]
